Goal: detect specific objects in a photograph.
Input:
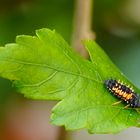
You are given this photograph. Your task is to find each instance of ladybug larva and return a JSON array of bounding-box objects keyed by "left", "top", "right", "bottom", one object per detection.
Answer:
[{"left": 105, "top": 79, "right": 140, "bottom": 108}]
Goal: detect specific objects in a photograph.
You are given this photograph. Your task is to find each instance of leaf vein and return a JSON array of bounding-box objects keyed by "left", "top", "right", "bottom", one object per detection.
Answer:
[
  {"left": 19, "top": 71, "right": 58, "bottom": 87},
  {"left": 0, "top": 58, "right": 101, "bottom": 83}
]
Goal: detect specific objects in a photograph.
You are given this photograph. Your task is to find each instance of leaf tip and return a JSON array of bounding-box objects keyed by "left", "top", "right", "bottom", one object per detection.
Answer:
[{"left": 36, "top": 28, "right": 56, "bottom": 36}]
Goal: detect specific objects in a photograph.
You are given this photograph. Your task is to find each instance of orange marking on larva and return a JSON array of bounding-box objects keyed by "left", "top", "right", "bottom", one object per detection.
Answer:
[
  {"left": 126, "top": 94, "right": 132, "bottom": 100},
  {"left": 116, "top": 89, "right": 120, "bottom": 94},
  {"left": 122, "top": 92, "right": 127, "bottom": 98},
  {"left": 118, "top": 91, "right": 123, "bottom": 96},
  {"left": 114, "top": 89, "right": 118, "bottom": 94},
  {"left": 114, "top": 89, "right": 119, "bottom": 94},
  {"left": 114, "top": 88, "right": 118, "bottom": 91},
  {"left": 112, "top": 87, "right": 116, "bottom": 91},
  {"left": 116, "top": 89, "right": 121, "bottom": 94}
]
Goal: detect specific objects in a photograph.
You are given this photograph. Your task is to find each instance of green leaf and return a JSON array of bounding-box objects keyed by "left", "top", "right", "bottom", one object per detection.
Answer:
[
  {"left": 0, "top": 28, "right": 140, "bottom": 133},
  {"left": 51, "top": 41, "right": 140, "bottom": 133}
]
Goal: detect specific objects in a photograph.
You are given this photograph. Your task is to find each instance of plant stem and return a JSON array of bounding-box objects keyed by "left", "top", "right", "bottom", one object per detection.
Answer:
[
  {"left": 57, "top": 127, "right": 71, "bottom": 140},
  {"left": 72, "top": 0, "right": 95, "bottom": 58}
]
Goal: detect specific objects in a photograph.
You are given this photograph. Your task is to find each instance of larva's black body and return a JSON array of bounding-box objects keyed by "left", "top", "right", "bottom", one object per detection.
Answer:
[{"left": 105, "top": 79, "right": 140, "bottom": 108}]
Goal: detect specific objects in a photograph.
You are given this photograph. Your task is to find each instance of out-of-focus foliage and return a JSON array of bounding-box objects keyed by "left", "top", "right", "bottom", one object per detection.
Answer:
[{"left": 0, "top": 0, "right": 74, "bottom": 45}]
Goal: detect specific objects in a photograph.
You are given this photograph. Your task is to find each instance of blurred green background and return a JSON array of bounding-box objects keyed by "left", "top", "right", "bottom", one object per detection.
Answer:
[{"left": 0, "top": 0, "right": 140, "bottom": 140}]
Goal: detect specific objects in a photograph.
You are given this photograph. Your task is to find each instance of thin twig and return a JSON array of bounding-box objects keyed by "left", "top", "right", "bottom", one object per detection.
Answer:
[
  {"left": 57, "top": 127, "right": 71, "bottom": 140},
  {"left": 72, "top": 0, "right": 95, "bottom": 58}
]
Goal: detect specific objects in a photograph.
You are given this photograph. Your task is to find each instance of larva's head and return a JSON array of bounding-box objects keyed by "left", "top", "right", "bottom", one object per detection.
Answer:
[{"left": 105, "top": 79, "right": 117, "bottom": 89}]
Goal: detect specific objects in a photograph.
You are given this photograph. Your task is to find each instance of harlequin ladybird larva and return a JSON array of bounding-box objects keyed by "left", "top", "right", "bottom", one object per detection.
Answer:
[{"left": 105, "top": 79, "right": 140, "bottom": 108}]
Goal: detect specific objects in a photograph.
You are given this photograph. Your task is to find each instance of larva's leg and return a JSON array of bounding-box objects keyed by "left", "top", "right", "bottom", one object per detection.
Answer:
[
  {"left": 124, "top": 104, "right": 130, "bottom": 109},
  {"left": 112, "top": 100, "right": 122, "bottom": 106}
]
